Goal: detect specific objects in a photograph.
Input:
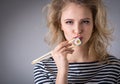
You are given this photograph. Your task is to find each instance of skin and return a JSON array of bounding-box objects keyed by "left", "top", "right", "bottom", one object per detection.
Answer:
[{"left": 51, "top": 3, "right": 94, "bottom": 84}]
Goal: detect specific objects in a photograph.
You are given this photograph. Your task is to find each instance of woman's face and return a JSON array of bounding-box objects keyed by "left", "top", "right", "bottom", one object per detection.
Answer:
[{"left": 61, "top": 3, "right": 93, "bottom": 46}]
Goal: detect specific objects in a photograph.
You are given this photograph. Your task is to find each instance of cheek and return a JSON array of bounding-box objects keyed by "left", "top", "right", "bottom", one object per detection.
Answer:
[
  {"left": 61, "top": 27, "right": 73, "bottom": 40},
  {"left": 84, "top": 27, "right": 93, "bottom": 39},
  {"left": 61, "top": 24, "right": 72, "bottom": 35},
  {"left": 62, "top": 28, "right": 71, "bottom": 36},
  {"left": 86, "top": 31, "right": 92, "bottom": 38}
]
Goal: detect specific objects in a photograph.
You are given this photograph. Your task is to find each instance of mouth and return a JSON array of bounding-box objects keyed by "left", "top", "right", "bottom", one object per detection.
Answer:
[{"left": 74, "top": 36, "right": 83, "bottom": 40}]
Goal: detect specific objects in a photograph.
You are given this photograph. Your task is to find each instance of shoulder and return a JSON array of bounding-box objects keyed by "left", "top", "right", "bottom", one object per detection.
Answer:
[
  {"left": 34, "top": 56, "right": 57, "bottom": 76},
  {"left": 107, "top": 55, "right": 120, "bottom": 70},
  {"left": 108, "top": 55, "right": 120, "bottom": 63},
  {"left": 34, "top": 56, "right": 55, "bottom": 68}
]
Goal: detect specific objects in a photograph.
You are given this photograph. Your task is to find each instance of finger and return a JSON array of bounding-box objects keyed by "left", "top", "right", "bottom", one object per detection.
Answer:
[
  {"left": 60, "top": 47, "right": 74, "bottom": 53},
  {"left": 55, "top": 41, "right": 72, "bottom": 51},
  {"left": 62, "top": 50, "right": 74, "bottom": 55}
]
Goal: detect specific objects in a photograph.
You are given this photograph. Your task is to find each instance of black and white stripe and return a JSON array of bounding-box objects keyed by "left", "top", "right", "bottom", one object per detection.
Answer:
[{"left": 34, "top": 55, "right": 120, "bottom": 84}]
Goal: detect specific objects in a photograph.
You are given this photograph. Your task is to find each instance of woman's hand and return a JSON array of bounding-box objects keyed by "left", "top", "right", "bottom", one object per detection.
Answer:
[
  {"left": 51, "top": 41, "right": 74, "bottom": 72},
  {"left": 51, "top": 41, "right": 74, "bottom": 84}
]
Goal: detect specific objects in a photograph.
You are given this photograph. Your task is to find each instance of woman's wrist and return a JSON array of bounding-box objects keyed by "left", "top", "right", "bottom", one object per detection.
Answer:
[
  {"left": 57, "top": 65, "right": 69, "bottom": 74},
  {"left": 56, "top": 70, "right": 68, "bottom": 84},
  {"left": 58, "top": 69, "right": 68, "bottom": 75}
]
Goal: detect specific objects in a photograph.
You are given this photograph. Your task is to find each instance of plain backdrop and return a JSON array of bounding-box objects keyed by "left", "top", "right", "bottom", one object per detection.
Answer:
[{"left": 0, "top": 0, "right": 120, "bottom": 84}]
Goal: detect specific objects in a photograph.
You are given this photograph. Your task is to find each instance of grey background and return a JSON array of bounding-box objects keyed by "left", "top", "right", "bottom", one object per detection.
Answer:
[{"left": 0, "top": 0, "right": 120, "bottom": 84}]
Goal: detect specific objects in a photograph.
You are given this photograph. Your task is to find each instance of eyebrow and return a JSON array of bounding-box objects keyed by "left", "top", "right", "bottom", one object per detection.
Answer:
[
  {"left": 64, "top": 18, "right": 91, "bottom": 21},
  {"left": 81, "top": 18, "right": 91, "bottom": 20}
]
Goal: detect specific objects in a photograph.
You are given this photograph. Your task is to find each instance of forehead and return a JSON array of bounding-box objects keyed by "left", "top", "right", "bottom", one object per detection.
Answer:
[{"left": 61, "top": 3, "right": 92, "bottom": 19}]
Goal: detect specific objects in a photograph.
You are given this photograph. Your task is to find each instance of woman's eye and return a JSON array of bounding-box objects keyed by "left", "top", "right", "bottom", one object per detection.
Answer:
[
  {"left": 82, "top": 20, "right": 90, "bottom": 24},
  {"left": 66, "top": 21, "right": 73, "bottom": 24}
]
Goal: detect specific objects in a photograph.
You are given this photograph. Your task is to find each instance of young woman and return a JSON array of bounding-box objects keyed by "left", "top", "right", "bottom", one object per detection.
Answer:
[{"left": 33, "top": 0, "right": 120, "bottom": 84}]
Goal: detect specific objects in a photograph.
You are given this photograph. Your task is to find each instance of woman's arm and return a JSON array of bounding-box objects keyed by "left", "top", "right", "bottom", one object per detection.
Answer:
[
  {"left": 56, "top": 69, "right": 68, "bottom": 84},
  {"left": 52, "top": 41, "right": 73, "bottom": 84}
]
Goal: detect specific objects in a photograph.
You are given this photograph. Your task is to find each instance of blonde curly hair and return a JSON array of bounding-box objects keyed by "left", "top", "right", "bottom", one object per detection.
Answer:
[{"left": 45, "top": 0, "right": 112, "bottom": 61}]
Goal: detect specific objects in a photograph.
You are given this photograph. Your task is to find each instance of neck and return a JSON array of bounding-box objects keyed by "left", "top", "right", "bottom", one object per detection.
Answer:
[{"left": 67, "top": 45, "right": 96, "bottom": 63}]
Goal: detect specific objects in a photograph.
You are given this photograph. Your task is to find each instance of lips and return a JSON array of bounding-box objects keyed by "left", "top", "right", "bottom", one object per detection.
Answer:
[
  {"left": 79, "top": 37, "right": 83, "bottom": 40},
  {"left": 74, "top": 36, "right": 83, "bottom": 40}
]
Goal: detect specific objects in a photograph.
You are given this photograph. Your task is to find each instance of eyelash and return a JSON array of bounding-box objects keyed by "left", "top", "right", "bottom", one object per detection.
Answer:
[
  {"left": 65, "top": 20, "right": 90, "bottom": 25},
  {"left": 66, "top": 21, "right": 73, "bottom": 24},
  {"left": 82, "top": 20, "right": 90, "bottom": 24}
]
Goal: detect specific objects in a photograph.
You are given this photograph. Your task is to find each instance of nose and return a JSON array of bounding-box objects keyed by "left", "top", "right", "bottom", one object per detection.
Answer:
[{"left": 73, "top": 23, "right": 82, "bottom": 34}]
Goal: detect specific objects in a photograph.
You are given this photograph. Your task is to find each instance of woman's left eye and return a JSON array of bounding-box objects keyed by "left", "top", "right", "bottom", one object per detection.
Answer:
[{"left": 82, "top": 20, "right": 90, "bottom": 24}]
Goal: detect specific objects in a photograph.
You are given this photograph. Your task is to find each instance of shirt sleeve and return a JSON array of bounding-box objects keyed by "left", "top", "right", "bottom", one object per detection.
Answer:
[{"left": 33, "top": 62, "right": 55, "bottom": 84}]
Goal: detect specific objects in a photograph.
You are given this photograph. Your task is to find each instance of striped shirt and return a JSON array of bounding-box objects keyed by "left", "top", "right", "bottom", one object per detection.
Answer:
[{"left": 34, "top": 55, "right": 120, "bottom": 84}]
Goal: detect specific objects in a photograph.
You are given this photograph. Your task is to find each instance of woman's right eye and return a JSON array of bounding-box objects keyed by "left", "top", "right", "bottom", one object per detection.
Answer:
[{"left": 65, "top": 21, "right": 73, "bottom": 24}]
